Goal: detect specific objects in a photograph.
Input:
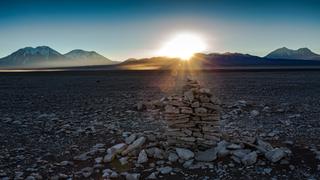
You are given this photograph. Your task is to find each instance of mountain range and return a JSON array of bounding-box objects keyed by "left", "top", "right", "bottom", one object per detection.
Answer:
[
  {"left": 0, "top": 46, "right": 116, "bottom": 68},
  {"left": 265, "top": 47, "right": 320, "bottom": 60},
  {"left": 0, "top": 46, "right": 320, "bottom": 69}
]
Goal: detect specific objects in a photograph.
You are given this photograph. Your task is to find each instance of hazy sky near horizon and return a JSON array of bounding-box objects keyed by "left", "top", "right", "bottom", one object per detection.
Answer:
[{"left": 1, "top": 0, "right": 320, "bottom": 61}]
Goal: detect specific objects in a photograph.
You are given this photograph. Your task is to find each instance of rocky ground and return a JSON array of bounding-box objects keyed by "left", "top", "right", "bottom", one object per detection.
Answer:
[{"left": 0, "top": 70, "right": 319, "bottom": 179}]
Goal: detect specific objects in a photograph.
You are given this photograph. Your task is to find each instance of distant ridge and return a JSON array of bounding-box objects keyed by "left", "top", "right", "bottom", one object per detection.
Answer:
[
  {"left": 1, "top": 46, "right": 320, "bottom": 69},
  {"left": 265, "top": 47, "right": 320, "bottom": 60},
  {"left": 0, "top": 46, "right": 64, "bottom": 66},
  {"left": 0, "top": 46, "right": 115, "bottom": 68},
  {"left": 64, "top": 49, "right": 116, "bottom": 65}
]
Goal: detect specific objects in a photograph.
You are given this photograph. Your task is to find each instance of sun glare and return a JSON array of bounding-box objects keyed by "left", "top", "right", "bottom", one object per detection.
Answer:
[{"left": 157, "top": 33, "right": 206, "bottom": 60}]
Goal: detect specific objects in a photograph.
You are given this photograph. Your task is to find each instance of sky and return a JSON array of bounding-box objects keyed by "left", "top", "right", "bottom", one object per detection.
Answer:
[{"left": 0, "top": 0, "right": 320, "bottom": 61}]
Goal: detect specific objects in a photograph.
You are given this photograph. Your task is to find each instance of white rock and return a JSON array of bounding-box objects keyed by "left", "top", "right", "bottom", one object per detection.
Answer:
[
  {"left": 110, "top": 171, "right": 119, "bottom": 178},
  {"left": 241, "top": 151, "right": 257, "bottom": 166},
  {"left": 103, "top": 153, "right": 115, "bottom": 163},
  {"left": 216, "top": 141, "right": 230, "bottom": 157},
  {"left": 153, "top": 148, "right": 164, "bottom": 159},
  {"left": 265, "top": 148, "right": 286, "bottom": 163},
  {"left": 168, "top": 152, "right": 178, "bottom": 162},
  {"left": 250, "top": 110, "right": 260, "bottom": 117},
  {"left": 264, "top": 168, "right": 272, "bottom": 174},
  {"left": 122, "top": 137, "right": 146, "bottom": 155},
  {"left": 146, "top": 172, "right": 157, "bottom": 179},
  {"left": 158, "top": 166, "right": 173, "bottom": 174},
  {"left": 137, "top": 150, "right": 148, "bottom": 164},
  {"left": 183, "top": 159, "right": 194, "bottom": 168},
  {"left": 81, "top": 167, "right": 93, "bottom": 178},
  {"left": 107, "top": 143, "right": 127, "bottom": 155},
  {"left": 125, "top": 134, "right": 137, "bottom": 144},
  {"left": 119, "top": 157, "right": 129, "bottom": 165},
  {"left": 176, "top": 148, "right": 194, "bottom": 160},
  {"left": 95, "top": 157, "right": 103, "bottom": 164},
  {"left": 256, "top": 138, "right": 273, "bottom": 153}
]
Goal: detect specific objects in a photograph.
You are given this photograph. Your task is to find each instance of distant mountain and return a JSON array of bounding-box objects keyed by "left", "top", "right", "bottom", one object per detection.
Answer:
[
  {"left": 2, "top": 46, "right": 320, "bottom": 69},
  {"left": 118, "top": 52, "right": 320, "bottom": 70},
  {"left": 0, "top": 46, "right": 65, "bottom": 67},
  {"left": 0, "top": 46, "right": 115, "bottom": 68},
  {"left": 64, "top": 49, "right": 116, "bottom": 65},
  {"left": 265, "top": 47, "right": 320, "bottom": 60}
]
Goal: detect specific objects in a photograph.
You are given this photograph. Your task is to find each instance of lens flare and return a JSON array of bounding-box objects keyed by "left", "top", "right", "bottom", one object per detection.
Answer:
[{"left": 157, "top": 33, "right": 206, "bottom": 60}]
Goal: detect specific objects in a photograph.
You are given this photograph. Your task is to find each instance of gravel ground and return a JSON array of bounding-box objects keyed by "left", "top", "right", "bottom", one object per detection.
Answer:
[{"left": 0, "top": 70, "right": 319, "bottom": 179}]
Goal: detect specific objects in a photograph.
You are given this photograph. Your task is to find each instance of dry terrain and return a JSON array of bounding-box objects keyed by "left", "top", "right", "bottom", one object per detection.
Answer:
[{"left": 0, "top": 70, "right": 319, "bottom": 179}]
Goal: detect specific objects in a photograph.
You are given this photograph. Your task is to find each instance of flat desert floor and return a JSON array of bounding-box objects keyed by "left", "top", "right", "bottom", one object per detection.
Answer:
[{"left": 0, "top": 70, "right": 319, "bottom": 179}]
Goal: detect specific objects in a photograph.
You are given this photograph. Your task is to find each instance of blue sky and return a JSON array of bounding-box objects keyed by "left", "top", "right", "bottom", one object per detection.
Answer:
[{"left": 0, "top": 0, "right": 320, "bottom": 60}]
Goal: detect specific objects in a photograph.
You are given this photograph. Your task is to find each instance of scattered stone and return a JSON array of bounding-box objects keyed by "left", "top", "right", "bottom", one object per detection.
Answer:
[
  {"left": 125, "top": 134, "right": 137, "bottom": 144},
  {"left": 110, "top": 171, "right": 119, "bottom": 178},
  {"left": 176, "top": 148, "right": 194, "bottom": 160},
  {"left": 119, "top": 157, "right": 129, "bottom": 165},
  {"left": 104, "top": 153, "right": 116, "bottom": 163},
  {"left": 227, "top": 144, "right": 242, "bottom": 150},
  {"left": 95, "top": 157, "right": 103, "bottom": 164},
  {"left": 250, "top": 110, "right": 260, "bottom": 117},
  {"left": 137, "top": 150, "right": 148, "bottom": 164},
  {"left": 146, "top": 172, "right": 157, "bottom": 179},
  {"left": 195, "top": 148, "right": 217, "bottom": 162},
  {"left": 81, "top": 167, "right": 93, "bottom": 178},
  {"left": 241, "top": 151, "right": 257, "bottom": 166},
  {"left": 168, "top": 152, "right": 179, "bottom": 162},
  {"left": 265, "top": 148, "right": 286, "bottom": 163},
  {"left": 264, "top": 168, "right": 272, "bottom": 174},
  {"left": 158, "top": 166, "right": 173, "bottom": 174},
  {"left": 126, "top": 173, "right": 141, "bottom": 180},
  {"left": 122, "top": 137, "right": 146, "bottom": 155},
  {"left": 183, "top": 159, "right": 194, "bottom": 168},
  {"left": 108, "top": 143, "right": 127, "bottom": 155}
]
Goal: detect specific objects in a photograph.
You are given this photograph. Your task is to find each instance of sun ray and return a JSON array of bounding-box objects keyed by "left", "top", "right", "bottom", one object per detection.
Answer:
[{"left": 157, "top": 33, "right": 206, "bottom": 60}]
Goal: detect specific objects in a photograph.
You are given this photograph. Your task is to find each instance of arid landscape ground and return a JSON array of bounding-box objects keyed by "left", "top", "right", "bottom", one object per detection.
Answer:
[{"left": 0, "top": 70, "right": 319, "bottom": 179}]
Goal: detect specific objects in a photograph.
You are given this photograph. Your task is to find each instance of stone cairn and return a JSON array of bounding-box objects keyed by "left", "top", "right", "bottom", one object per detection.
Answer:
[{"left": 163, "top": 78, "right": 222, "bottom": 149}]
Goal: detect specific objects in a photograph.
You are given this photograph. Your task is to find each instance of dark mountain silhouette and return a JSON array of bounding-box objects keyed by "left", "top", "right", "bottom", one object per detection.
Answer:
[
  {"left": 118, "top": 51, "right": 320, "bottom": 70},
  {"left": 265, "top": 47, "right": 320, "bottom": 60}
]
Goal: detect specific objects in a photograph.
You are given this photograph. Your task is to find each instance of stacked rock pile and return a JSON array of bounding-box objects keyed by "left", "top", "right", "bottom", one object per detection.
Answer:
[{"left": 164, "top": 78, "right": 222, "bottom": 148}]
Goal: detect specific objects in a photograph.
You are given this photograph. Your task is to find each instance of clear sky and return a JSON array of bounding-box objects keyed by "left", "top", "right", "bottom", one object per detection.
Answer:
[{"left": 0, "top": 0, "right": 320, "bottom": 61}]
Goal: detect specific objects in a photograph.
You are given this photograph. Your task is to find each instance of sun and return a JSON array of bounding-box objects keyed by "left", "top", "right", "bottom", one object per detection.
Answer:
[{"left": 157, "top": 33, "right": 207, "bottom": 60}]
